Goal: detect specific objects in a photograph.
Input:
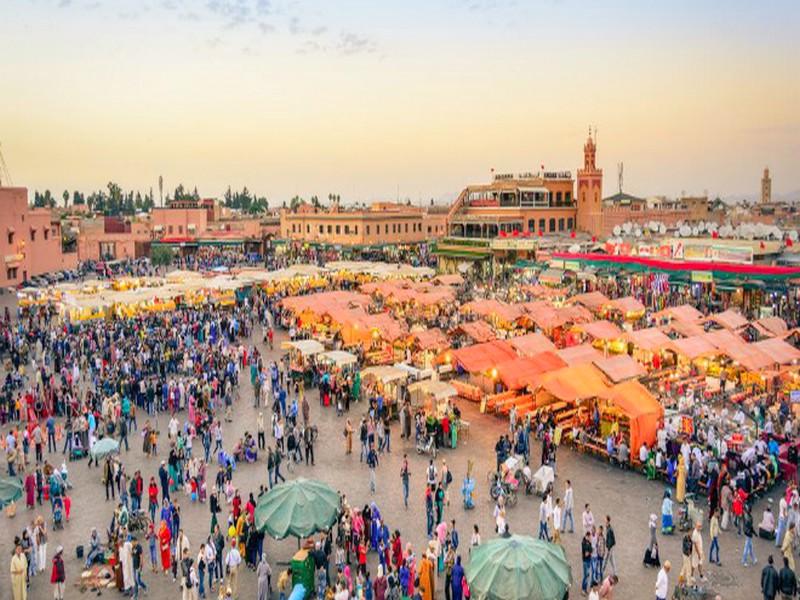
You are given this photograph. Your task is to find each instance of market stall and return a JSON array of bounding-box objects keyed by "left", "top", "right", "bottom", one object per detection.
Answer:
[{"left": 360, "top": 365, "right": 409, "bottom": 415}]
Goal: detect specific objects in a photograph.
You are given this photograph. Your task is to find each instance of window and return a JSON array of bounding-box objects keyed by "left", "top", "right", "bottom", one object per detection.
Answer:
[
  {"left": 366, "top": 225, "right": 370, "bottom": 235},
  {"left": 344, "top": 225, "right": 350, "bottom": 235},
  {"left": 427, "top": 226, "right": 431, "bottom": 234},
  {"left": 567, "top": 218, "right": 574, "bottom": 230},
  {"left": 6, "top": 267, "right": 17, "bottom": 280},
  {"left": 168, "top": 225, "right": 173, "bottom": 234},
  {"left": 385, "top": 225, "right": 388, "bottom": 234},
  {"left": 565, "top": 191, "right": 572, "bottom": 204},
  {"left": 549, "top": 218, "right": 556, "bottom": 232},
  {"left": 306, "top": 225, "right": 310, "bottom": 234},
  {"left": 558, "top": 218, "right": 565, "bottom": 231},
  {"left": 7, "top": 232, "right": 13, "bottom": 245},
  {"left": 405, "top": 223, "right": 408, "bottom": 233},
  {"left": 319, "top": 225, "right": 324, "bottom": 234},
  {"left": 178, "top": 225, "right": 183, "bottom": 234},
  {"left": 538, "top": 218, "right": 546, "bottom": 232},
  {"left": 327, "top": 225, "right": 332, "bottom": 234},
  {"left": 44, "top": 229, "right": 49, "bottom": 240},
  {"left": 30, "top": 228, "right": 36, "bottom": 242},
  {"left": 354, "top": 225, "right": 358, "bottom": 234},
  {"left": 556, "top": 192, "right": 562, "bottom": 206},
  {"left": 335, "top": 225, "right": 340, "bottom": 234}
]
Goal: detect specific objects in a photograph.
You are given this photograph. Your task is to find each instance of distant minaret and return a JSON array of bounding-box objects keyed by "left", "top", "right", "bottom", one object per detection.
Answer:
[
  {"left": 577, "top": 127, "right": 603, "bottom": 236},
  {"left": 761, "top": 167, "right": 772, "bottom": 204}
]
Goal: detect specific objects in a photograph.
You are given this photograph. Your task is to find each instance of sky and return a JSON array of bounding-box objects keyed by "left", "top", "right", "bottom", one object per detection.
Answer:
[{"left": 1, "top": 0, "right": 798, "bottom": 205}]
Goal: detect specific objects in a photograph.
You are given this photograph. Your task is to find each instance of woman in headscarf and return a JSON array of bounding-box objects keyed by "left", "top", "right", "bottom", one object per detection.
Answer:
[
  {"left": 451, "top": 555, "right": 464, "bottom": 600},
  {"left": 256, "top": 553, "right": 271, "bottom": 600},
  {"left": 158, "top": 520, "right": 172, "bottom": 573},
  {"left": 418, "top": 548, "right": 435, "bottom": 600},
  {"left": 24, "top": 470, "right": 35, "bottom": 509}
]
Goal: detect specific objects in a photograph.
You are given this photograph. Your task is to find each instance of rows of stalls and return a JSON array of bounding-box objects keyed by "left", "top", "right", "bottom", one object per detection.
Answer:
[
  {"left": 360, "top": 366, "right": 409, "bottom": 418},
  {"left": 407, "top": 379, "right": 464, "bottom": 448}
]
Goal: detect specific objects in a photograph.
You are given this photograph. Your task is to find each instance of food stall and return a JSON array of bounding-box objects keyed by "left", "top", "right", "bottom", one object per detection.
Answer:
[
  {"left": 360, "top": 365, "right": 410, "bottom": 416},
  {"left": 408, "top": 380, "right": 458, "bottom": 418},
  {"left": 317, "top": 350, "right": 359, "bottom": 375},
  {"left": 283, "top": 340, "right": 325, "bottom": 383}
]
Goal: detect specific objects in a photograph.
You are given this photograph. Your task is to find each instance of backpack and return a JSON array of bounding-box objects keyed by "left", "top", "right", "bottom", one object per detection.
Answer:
[
  {"left": 446, "top": 470, "right": 453, "bottom": 485},
  {"left": 682, "top": 534, "right": 692, "bottom": 556}
]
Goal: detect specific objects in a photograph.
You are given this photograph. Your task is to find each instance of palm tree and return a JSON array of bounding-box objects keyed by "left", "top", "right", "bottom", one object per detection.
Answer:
[{"left": 62, "top": 190, "right": 69, "bottom": 208}]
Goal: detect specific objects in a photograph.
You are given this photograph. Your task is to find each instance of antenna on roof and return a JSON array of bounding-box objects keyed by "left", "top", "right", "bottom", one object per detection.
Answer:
[
  {"left": 617, "top": 162, "right": 623, "bottom": 194},
  {"left": 0, "top": 142, "right": 13, "bottom": 186}
]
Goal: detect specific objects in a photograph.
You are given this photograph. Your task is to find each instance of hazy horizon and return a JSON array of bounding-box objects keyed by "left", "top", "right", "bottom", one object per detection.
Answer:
[{"left": 1, "top": 0, "right": 798, "bottom": 204}]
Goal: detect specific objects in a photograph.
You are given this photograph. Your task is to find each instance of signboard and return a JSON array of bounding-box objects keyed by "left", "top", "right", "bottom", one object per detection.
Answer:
[
  {"left": 491, "top": 238, "right": 537, "bottom": 251},
  {"left": 691, "top": 271, "right": 713, "bottom": 283},
  {"left": 711, "top": 245, "right": 753, "bottom": 265},
  {"left": 791, "top": 390, "right": 800, "bottom": 404},
  {"left": 671, "top": 241, "right": 753, "bottom": 265},
  {"left": 564, "top": 260, "right": 581, "bottom": 271},
  {"left": 549, "top": 259, "right": 565, "bottom": 269}
]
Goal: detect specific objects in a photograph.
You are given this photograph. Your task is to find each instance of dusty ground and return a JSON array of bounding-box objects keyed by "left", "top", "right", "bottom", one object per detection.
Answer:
[{"left": 0, "top": 321, "right": 776, "bottom": 600}]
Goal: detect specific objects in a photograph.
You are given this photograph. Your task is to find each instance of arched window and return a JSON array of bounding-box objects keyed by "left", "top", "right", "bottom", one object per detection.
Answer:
[
  {"left": 558, "top": 218, "right": 565, "bottom": 231},
  {"left": 549, "top": 218, "right": 556, "bottom": 232}
]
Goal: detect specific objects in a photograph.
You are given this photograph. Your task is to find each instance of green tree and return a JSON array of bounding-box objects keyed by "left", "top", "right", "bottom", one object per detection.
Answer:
[
  {"left": 150, "top": 244, "right": 174, "bottom": 266},
  {"left": 62, "top": 190, "right": 69, "bottom": 208}
]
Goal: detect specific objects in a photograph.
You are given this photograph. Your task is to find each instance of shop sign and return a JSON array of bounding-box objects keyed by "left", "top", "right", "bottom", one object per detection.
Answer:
[
  {"left": 711, "top": 245, "right": 753, "bottom": 265},
  {"left": 549, "top": 259, "right": 564, "bottom": 269},
  {"left": 490, "top": 238, "right": 536, "bottom": 251},
  {"left": 691, "top": 271, "right": 713, "bottom": 283},
  {"left": 564, "top": 260, "right": 581, "bottom": 271}
]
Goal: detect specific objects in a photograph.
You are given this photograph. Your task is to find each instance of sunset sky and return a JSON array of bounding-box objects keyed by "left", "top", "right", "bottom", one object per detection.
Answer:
[{"left": 1, "top": 0, "right": 798, "bottom": 204}]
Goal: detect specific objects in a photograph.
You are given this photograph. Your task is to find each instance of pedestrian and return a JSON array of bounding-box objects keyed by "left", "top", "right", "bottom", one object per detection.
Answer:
[
  {"left": 709, "top": 509, "right": 721, "bottom": 565},
  {"left": 11, "top": 544, "right": 27, "bottom": 600},
  {"left": 762, "top": 555, "right": 780, "bottom": 600},
  {"left": 50, "top": 545, "right": 65, "bottom": 600},
  {"left": 779, "top": 555, "right": 797, "bottom": 599},
  {"left": 367, "top": 443, "right": 379, "bottom": 494},
  {"left": 401, "top": 455, "right": 410, "bottom": 509},
  {"left": 691, "top": 521, "right": 706, "bottom": 582},
  {"left": 743, "top": 507, "right": 757, "bottom": 567},
  {"left": 132, "top": 537, "right": 147, "bottom": 599},
  {"left": 538, "top": 493, "right": 550, "bottom": 541},
  {"left": 603, "top": 515, "right": 616, "bottom": 577},
  {"left": 781, "top": 522, "right": 795, "bottom": 570},
  {"left": 562, "top": 480, "right": 574, "bottom": 533},
  {"left": 655, "top": 560, "right": 670, "bottom": 600},
  {"left": 225, "top": 539, "right": 241, "bottom": 598},
  {"left": 581, "top": 531, "right": 592, "bottom": 595}
]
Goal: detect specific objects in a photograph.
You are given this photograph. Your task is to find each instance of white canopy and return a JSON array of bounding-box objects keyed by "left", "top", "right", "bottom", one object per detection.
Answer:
[
  {"left": 283, "top": 339, "right": 325, "bottom": 356},
  {"left": 318, "top": 350, "right": 358, "bottom": 367},
  {"left": 361, "top": 365, "right": 409, "bottom": 384}
]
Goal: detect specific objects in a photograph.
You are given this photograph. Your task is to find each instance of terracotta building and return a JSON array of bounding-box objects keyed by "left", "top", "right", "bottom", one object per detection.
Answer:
[
  {"left": 280, "top": 201, "right": 447, "bottom": 246},
  {"left": 0, "top": 186, "right": 78, "bottom": 286},
  {"left": 76, "top": 216, "right": 151, "bottom": 261},
  {"left": 576, "top": 130, "right": 603, "bottom": 236}
]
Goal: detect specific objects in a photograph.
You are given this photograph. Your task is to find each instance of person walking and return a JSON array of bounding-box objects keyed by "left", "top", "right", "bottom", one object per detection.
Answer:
[
  {"left": 762, "top": 555, "right": 780, "bottom": 600},
  {"left": 782, "top": 522, "right": 795, "bottom": 570},
  {"left": 538, "top": 494, "right": 550, "bottom": 541},
  {"left": 50, "top": 546, "right": 65, "bottom": 600},
  {"left": 655, "top": 560, "right": 670, "bottom": 600},
  {"left": 366, "top": 443, "right": 379, "bottom": 494},
  {"left": 562, "top": 480, "right": 574, "bottom": 533},
  {"left": 743, "top": 507, "right": 757, "bottom": 567},
  {"left": 779, "top": 555, "right": 797, "bottom": 600},
  {"left": 709, "top": 509, "right": 721, "bottom": 566},
  {"left": 401, "top": 455, "right": 410, "bottom": 509},
  {"left": 603, "top": 515, "right": 616, "bottom": 577},
  {"left": 581, "top": 531, "right": 593, "bottom": 595},
  {"left": 225, "top": 540, "right": 242, "bottom": 598},
  {"left": 691, "top": 522, "right": 706, "bottom": 583}
]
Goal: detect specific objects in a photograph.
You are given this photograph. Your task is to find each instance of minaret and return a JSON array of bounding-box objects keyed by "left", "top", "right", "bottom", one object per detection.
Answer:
[
  {"left": 576, "top": 127, "right": 603, "bottom": 236},
  {"left": 761, "top": 167, "right": 772, "bottom": 204}
]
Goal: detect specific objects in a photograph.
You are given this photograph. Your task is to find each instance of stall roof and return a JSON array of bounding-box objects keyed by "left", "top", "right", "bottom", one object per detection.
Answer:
[
  {"left": 451, "top": 340, "right": 517, "bottom": 374},
  {"left": 538, "top": 268, "right": 564, "bottom": 285},
  {"left": 721, "top": 343, "right": 774, "bottom": 371},
  {"left": 707, "top": 309, "right": 748, "bottom": 331},
  {"left": 752, "top": 316, "right": 789, "bottom": 338},
  {"left": 607, "top": 296, "right": 645, "bottom": 315},
  {"left": 508, "top": 332, "right": 557, "bottom": 357},
  {"left": 623, "top": 327, "right": 673, "bottom": 352},
  {"left": 753, "top": 338, "right": 800, "bottom": 365},
  {"left": 593, "top": 354, "right": 647, "bottom": 383},
  {"left": 569, "top": 291, "right": 610, "bottom": 311},
  {"left": 454, "top": 321, "right": 496, "bottom": 343},
  {"left": 662, "top": 319, "right": 706, "bottom": 338},
  {"left": 654, "top": 304, "right": 704, "bottom": 323},
  {"left": 599, "top": 380, "right": 663, "bottom": 419},
  {"left": 496, "top": 352, "right": 567, "bottom": 391},
  {"left": 410, "top": 328, "right": 450, "bottom": 351},
  {"left": 284, "top": 339, "right": 325, "bottom": 356},
  {"left": 317, "top": 350, "right": 358, "bottom": 367},
  {"left": 531, "top": 363, "right": 610, "bottom": 401},
  {"left": 580, "top": 320, "right": 623, "bottom": 341},
  {"left": 704, "top": 329, "right": 746, "bottom": 350},
  {"left": 670, "top": 335, "right": 718, "bottom": 359},
  {"left": 361, "top": 365, "right": 409, "bottom": 383},
  {"left": 461, "top": 299, "right": 524, "bottom": 323},
  {"left": 407, "top": 380, "right": 457, "bottom": 400},
  {"left": 556, "top": 343, "right": 603, "bottom": 366}
]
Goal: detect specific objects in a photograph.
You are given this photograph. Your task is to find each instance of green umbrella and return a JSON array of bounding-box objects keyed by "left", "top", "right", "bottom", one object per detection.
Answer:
[
  {"left": 0, "top": 476, "right": 23, "bottom": 508},
  {"left": 254, "top": 478, "right": 339, "bottom": 540},
  {"left": 466, "top": 535, "right": 571, "bottom": 600},
  {"left": 90, "top": 437, "right": 120, "bottom": 459}
]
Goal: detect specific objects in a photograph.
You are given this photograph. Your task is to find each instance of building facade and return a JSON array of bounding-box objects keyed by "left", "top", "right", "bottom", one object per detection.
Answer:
[
  {"left": 76, "top": 216, "right": 152, "bottom": 261},
  {"left": 576, "top": 131, "right": 603, "bottom": 236},
  {"left": 0, "top": 187, "right": 78, "bottom": 286},
  {"left": 280, "top": 202, "right": 447, "bottom": 246}
]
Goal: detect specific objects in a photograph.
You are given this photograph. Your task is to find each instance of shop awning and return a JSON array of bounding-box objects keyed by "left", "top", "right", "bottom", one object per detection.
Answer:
[
  {"left": 451, "top": 340, "right": 517, "bottom": 374},
  {"left": 318, "top": 350, "right": 358, "bottom": 367},
  {"left": 704, "top": 329, "right": 747, "bottom": 350},
  {"left": 753, "top": 338, "right": 800, "bottom": 365},
  {"left": 496, "top": 352, "right": 567, "bottom": 391},
  {"left": 670, "top": 335, "right": 718, "bottom": 359},
  {"left": 410, "top": 328, "right": 450, "bottom": 351},
  {"left": 580, "top": 320, "right": 622, "bottom": 341},
  {"left": 361, "top": 365, "right": 409, "bottom": 384},
  {"left": 654, "top": 304, "right": 704, "bottom": 323},
  {"left": 593, "top": 354, "right": 647, "bottom": 383},
  {"left": 283, "top": 339, "right": 325, "bottom": 356},
  {"left": 598, "top": 380, "right": 663, "bottom": 452},
  {"left": 706, "top": 309, "right": 748, "bottom": 331},
  {"left": 662, "top": 319, "right": 706, "bottom": 338},
  {"left": 454, "top": 321, "right": 496, "bottom": 343},
  {"left": 569, "top": 291, "right": 610, "bottom": 311},
  {"left": 408, "top": 380, "right": 457, "bottom": 401},
  {"left": 721, "top": 343, "right": 774, "bottom": 371},
  {"left": 556, "top": 343, "right": 603, "bottom": 366},
  {"left": 623, "top": 327, "right": 673, "bottom": 353},
  {"left": 508, "top": 332, "right": 557, "bottom": 357},
  {"left": 752, "top": 316, "right": 789, "bottom": 338},
  {"left": 531, "top": 363, "right": 610, "bottom": 401},
  {"left": 607, "top": 296, "right": 645, "bottom": 316},
  {"left": 538, "top": 269, "right": 564, "bottom": 285}
]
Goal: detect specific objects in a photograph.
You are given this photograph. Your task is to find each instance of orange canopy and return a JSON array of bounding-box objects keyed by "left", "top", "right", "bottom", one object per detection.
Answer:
[
  {"left": 496, "top": 351, "right": 567, "bottom": 391},
  {"left": 704, "top": 329, "right": 746, "bottom": 350},
  {"left": 508, "top": 332, "right": 557, "bottom": 357},
  {"left": 454, "top": 321, "right": 496, "bottom": 343},
  {"left": 556, "top": 343, "right": 603, "bottom": 366},
  {"left": 410, "top": 328, "right": 450, "bottom": 352},
  {"left": 753, "top": 338, "right": 800, "bottom": 365},
  {"left": 569, "top": 291, "right": 610, "bottom": 312},
  {"left": 721, "top": 342, "right": 775, "bottom": 371},
  {"left": 599, "top": 380, "right": 663, "bottom": 452},
  {"left": 451, "top": 340, "right": 517, "bottom": 374},
  {"left": 654, "top": 304, "right": 704, "bottom": 323},
  {"left": 461, "top": 299, "right": 524, "bottom": 324},
  {"left": 670, "top": 335, "right": 718, "bottom": 360},
  {"left": 580, "top": 320, "right": 623, "bottom": 341},
  {"left": 707, "top": 309, "right": 748, "bottom": 331},
  {"left": 623, "top": 327, "right": 673, "bottom": 353},
  {"left": 531, "top": 363, "right": 610, "bottom": 401},
  {"left": 593, "top": 354, "right": 647, "bottom": 383},
  {"left": 607, "top": 296, "right": 646, "bottom": 316},
  {"left": 662, "top": 319, "right": 706, "bottom": 338},
  {"left": 752, "top": 316, "right": 789, "bottom": 338}
]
